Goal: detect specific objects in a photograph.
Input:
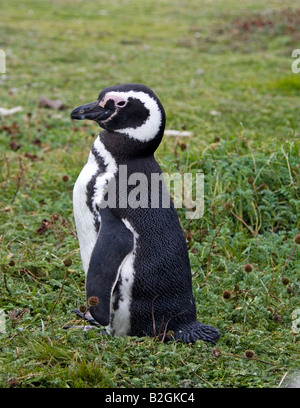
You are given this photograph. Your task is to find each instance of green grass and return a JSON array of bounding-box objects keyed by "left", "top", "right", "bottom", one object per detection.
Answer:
[{"left": 0, "top": 0, "right": 299, "bottom": 388}]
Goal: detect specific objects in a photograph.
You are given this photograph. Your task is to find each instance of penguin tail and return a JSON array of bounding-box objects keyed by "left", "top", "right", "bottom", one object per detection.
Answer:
[{"left": 173, "top": 320, "right": 220, "bottom": 344}]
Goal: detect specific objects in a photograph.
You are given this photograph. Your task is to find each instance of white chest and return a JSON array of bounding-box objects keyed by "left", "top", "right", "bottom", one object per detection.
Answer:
[
  {"left": 73, "top": 152, "right": 99, "bottom": 273},
  {"left": 73, "top": 137, "right": 137, "bottom": 336},
  {"left": 73, "top": 138, "right": 118, "bottom": 273}
]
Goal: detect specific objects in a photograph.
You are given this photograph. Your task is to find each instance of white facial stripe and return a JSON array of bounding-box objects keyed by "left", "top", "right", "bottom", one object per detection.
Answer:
[{"left": 103, "top": 91, "right": 162, "bottom": 142}]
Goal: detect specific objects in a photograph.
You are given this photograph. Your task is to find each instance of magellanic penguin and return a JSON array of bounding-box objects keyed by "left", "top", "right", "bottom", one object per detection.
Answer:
[{"left": 70, "top": 83, "right": 220, "bottom": 344}]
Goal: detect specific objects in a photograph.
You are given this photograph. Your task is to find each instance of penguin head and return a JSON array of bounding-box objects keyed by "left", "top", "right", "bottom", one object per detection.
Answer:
[{"left": 71, "top": 84, "right": 166, "bottom": 154}]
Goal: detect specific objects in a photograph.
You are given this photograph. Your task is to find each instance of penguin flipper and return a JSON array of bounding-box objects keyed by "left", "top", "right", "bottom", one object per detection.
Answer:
[
  {"left": 174, "top": 321, "right": 220, "bottom": 344},
  {"left": 86, "top": 208, "right": 134, "bottom": 326}
]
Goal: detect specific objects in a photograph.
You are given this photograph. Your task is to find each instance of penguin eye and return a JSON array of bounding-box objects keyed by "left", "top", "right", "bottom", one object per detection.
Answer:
[{"left": 116, "top": 100, "right": 127, "bottom": 108}]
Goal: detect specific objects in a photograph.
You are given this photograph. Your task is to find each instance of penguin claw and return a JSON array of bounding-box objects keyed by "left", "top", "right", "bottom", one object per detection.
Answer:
[
  {"left": 63, "top": 325, "right": 101, "bottom": 331},
  {"left": 63, "top": 309, "right": 107, "bottom": 334},
  {"left": 63, "top": 324, "right": 108, "bottom": 336},
  {"left": 72, "top": 308, "right": 100, "bottom": 326}
]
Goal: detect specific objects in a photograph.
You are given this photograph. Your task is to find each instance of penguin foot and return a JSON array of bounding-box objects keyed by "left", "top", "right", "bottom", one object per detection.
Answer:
[
  {"left": 63, "top": 324, "right": 103, "bottom": 331},
  {"left": 63, "top": 309, "right": 107, "bottom": 334},
  {"left": 174, "top": 320, "right": 220, "bottom": 344},
  {"left": 72, "top": 308, "right": 100, "bottom": 326}
]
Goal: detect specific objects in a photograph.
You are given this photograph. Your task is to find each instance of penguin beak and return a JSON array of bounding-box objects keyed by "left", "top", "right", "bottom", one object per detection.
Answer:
[{"left": 70, "top": 101, "right": 113, "bottom": 122}]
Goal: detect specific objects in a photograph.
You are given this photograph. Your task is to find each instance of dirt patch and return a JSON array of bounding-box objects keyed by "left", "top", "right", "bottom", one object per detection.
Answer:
[{"left": 217, "top": 8, "right": 300, "bottom": 45}]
